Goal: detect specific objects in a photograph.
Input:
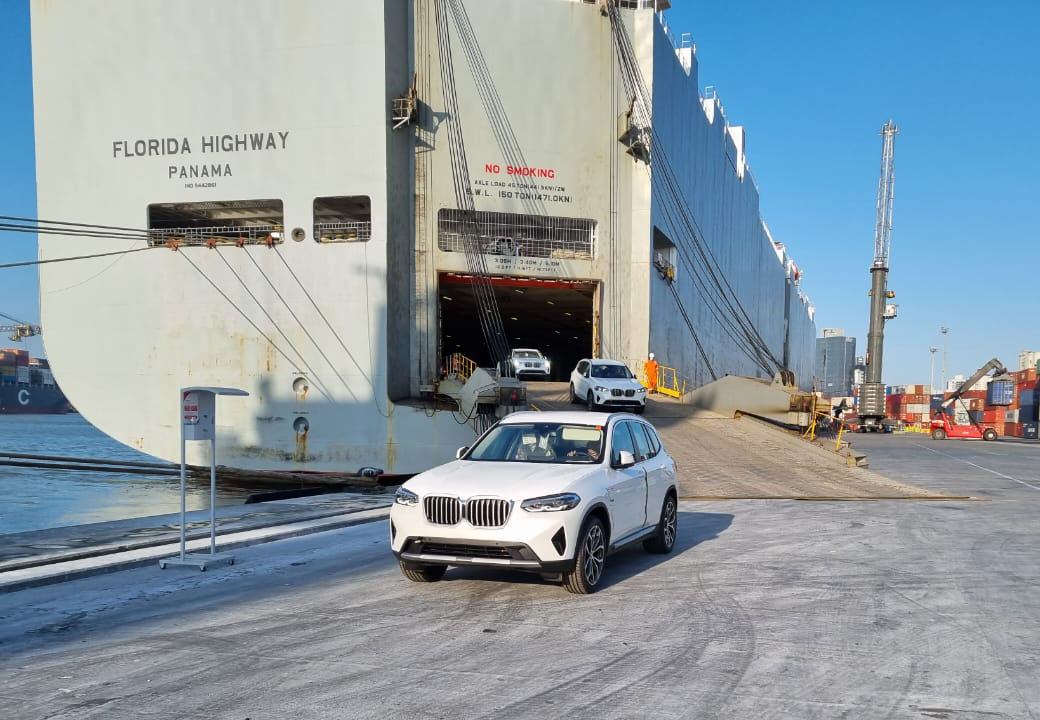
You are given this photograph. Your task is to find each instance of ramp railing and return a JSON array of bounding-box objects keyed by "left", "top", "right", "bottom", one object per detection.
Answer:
[
  {"left": 442, "top": 352, "right": 478, "bottom": 382},
  {"left": 636, "top": 360, "right": 688, "bottom": 400}
]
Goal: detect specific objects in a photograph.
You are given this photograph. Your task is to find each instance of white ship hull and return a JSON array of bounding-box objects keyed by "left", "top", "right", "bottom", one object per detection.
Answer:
[{"left": 30, "top": 0, "right": 815, "bottom": 474}]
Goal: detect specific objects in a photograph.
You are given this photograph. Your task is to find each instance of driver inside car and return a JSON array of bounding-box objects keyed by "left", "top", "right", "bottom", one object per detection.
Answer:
[{"left": 566, "top": 440, "right": 600, "bottom": 462}]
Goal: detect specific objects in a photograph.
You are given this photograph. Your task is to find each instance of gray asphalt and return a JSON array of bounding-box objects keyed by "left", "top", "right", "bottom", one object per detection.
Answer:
[{"left": 1, "top": 434, "right": 1038, "bottom": 719}]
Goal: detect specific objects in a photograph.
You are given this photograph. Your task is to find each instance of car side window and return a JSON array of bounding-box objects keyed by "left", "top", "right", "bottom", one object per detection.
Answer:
[
  {"left": 631, "top": 422, "right": 652, "bottom": 461},
  {"left": 632, "top": 424, "right": 657, "bottom": 457},
  {"left": 577, "top": 360, "right": 588, "bottom": 375},
  {"left": 610, "top": 421, "right": 636, "bottom": 466},
  {"left": 644, "top": 424, "right": 662, "bottom": 455}
]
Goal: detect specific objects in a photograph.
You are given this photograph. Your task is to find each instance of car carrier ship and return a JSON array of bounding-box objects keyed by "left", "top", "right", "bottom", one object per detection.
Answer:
[
  {"left": 0, "top": 349, "right": 72, "bottom": 415},
  {"left": 28, "top": 0, "right": 816, "bottom": 474}
]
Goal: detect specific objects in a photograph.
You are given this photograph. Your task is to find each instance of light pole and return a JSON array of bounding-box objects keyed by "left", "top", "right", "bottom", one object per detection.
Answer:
[
  {"left": 929, "top": 346, "right": 938, "bottom": 394},
  {"left": 940, "top": 326, "right": 949, "bottom": 392}
]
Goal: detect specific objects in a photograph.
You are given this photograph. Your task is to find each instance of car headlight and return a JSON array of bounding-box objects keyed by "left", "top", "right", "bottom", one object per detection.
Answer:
[
  {"left": 595, "top": 386, "right": 608, "bottom": 392},
  {"left": 394, "top": 487, "right": 419, "bottom": 507},
  {"left": 521, "top": 493, "right": 581, "bottom": 512},
  {"left": 636, "top": 387, "right": 647, "bottom": 393}
]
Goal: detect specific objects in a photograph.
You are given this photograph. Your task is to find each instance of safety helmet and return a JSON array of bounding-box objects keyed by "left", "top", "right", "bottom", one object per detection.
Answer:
[{"left": 649, "top": 352, "right": 655, "bottom": 360}]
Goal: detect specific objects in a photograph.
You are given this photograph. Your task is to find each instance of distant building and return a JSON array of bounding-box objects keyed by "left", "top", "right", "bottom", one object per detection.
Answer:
[
  {"left": 815, "top": 330, "right": 857, "bottom": 397},
  {"left": 1019, "top": 350, "right": 1040, "bottom": 371}
]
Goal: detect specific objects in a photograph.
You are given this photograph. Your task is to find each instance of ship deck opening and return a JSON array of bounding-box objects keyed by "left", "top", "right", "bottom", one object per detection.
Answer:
[
  {"left": 438, "top": 272, "right": 596, "bottom": 381},
  {"left": 147, "top": 199, "right": 284, "bottom": 246}
]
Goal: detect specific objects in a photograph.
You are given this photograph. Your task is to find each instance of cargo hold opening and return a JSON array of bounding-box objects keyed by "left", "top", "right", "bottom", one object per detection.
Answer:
[
  {"left": 439, "top": 273, "right": 596, "bottom": 381},
  {"left": 147, "top": 199, "right": 284, "bottom": 246}
]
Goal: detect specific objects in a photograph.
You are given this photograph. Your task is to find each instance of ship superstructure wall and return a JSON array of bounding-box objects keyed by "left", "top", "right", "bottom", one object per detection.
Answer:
[
  {"left": 417, "top": 0, "right": 815, "bottom": 389},
  {"left": 646, "top": 18, "right": 815, "bottom": 388}
]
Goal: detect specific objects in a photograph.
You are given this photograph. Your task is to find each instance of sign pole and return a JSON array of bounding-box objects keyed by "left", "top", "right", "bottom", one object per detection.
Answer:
[
  {"left": 209, "top": 434, "right": 217, "bottom": 555},
  {"left": 179, "top": 408, "right": 187, "bottom": 560}
]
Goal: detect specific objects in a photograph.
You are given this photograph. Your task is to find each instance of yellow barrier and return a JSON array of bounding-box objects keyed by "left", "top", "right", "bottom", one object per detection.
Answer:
[
  {"left": 443, "top": 352, "right": 478, "bottom": 383},
  {"left": 802, "top": 408, "right": 850, "bottom": 453},
  {"left": 637, "top": 360, "right": 687, "bottom": 400}
]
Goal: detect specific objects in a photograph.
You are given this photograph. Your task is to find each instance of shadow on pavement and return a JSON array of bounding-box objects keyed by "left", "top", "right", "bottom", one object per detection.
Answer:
[{"left": 443, "top": 510, "right": 734, "bottom": 590}]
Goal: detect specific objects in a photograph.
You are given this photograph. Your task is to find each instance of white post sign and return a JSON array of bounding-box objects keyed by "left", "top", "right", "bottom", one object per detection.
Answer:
[{"left": 160, "top": 386, "right": 248, "bottom": 572}]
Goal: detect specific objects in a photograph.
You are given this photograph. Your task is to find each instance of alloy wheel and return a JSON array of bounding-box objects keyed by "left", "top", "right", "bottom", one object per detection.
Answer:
[
  {"left": 583, "top": 524, "right": 605, "bottom": 585},
  {"left": 663, "top": 499, "right": 677, "bottom": 548}
]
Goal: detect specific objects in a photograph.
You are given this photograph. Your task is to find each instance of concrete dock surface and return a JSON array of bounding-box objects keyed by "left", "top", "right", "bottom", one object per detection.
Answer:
[
  {"left": 1, "top": 434, "right": 1039, "bottom": 719},
  {"left": 528, "top": 383, "right": 950, "bottom": 499}
]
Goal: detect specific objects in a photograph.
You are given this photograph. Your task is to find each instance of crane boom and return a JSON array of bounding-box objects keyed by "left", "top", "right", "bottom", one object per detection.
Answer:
[
  {"left": 873, "top": 120, "right": 898, "bottom": 269},
  {"left": 0, "top": 311, "right": 41, "bottom": 342},
  {"left": 941, "top": 358, "right": 1010, "bottom": 408}
]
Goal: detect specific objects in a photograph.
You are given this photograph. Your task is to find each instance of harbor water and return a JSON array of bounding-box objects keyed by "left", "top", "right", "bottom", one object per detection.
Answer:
[{"left": 0, "top": 414, "right": 257, "bottom": 534}]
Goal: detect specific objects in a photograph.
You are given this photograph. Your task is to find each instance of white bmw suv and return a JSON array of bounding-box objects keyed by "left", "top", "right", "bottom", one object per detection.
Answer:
[
  {"left": 570, "top": 359, "right": 647, "bottom": 414},
  {"left": 390, "top": 411, "right": 678, "bottom": 593}
]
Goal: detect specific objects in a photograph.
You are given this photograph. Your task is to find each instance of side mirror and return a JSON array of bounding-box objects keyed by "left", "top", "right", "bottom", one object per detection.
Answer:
[
  {"left": 455, "top": 446, "right": 469, "bottom": 460},
  {"left": 613, "top": 450, "right": 636, "bottom": 468}
]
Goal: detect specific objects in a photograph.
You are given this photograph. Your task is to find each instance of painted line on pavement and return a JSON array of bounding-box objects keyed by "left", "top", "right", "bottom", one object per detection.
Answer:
[{"left": 913, "top": 442, "right": 1040, "bottom": 491}]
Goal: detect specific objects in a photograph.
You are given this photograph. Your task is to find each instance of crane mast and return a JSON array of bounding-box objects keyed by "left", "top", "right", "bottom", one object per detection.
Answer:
[{"left": 859, "top": 121, "right": 899, "bottom": 431}]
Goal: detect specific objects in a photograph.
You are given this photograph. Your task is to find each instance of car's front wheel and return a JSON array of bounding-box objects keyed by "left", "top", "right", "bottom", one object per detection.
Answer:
[
  {"left": 399, "top": 560, "right": 447, "bottom": 583},
  {"left": 586, "top": 391, "right": 597, "bottom": 412},
  {"left": 644, "top": 494, "right": 677, "bottom": 554},
  {"left": 570, "top": 383, "right": 579, "bottom": 404},
  {"left": 634, "top": 404, "right": 646, "bottom": 415},
  {"left": 563, "top": 517, "right": 607, "bottom": 594}
]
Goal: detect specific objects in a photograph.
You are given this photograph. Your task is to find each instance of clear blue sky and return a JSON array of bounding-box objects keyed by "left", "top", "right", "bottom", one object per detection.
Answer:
[{"left": 1, "top": 1, "right": 1037, "bottom": 385}]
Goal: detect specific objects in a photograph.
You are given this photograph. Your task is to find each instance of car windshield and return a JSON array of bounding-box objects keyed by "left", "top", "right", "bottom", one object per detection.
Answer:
[
  {"left": 466, "top": 423, "right": 604, "bottom": 464},
  {"left": 513, "top": 350, "right": 541, "bottom": 359},
  {"left": 590, "top": 364, "right": 631, "bottom": 379}
]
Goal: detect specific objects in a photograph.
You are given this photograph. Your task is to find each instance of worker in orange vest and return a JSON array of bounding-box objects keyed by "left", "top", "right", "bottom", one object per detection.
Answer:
[{"left": 645, "top": 352, "right": 659, "bottom": 394}]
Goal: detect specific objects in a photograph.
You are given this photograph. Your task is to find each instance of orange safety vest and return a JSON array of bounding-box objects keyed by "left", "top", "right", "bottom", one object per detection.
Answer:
[{"left": 645, "top": 359, "right": 659, "bottom": 387}]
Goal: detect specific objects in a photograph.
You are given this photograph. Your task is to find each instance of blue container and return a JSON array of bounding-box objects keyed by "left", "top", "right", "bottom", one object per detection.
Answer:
[
  {"left": 968, "top": 410, "right": 984, "bottom": 423},
  {"left": 986, "top": 380, "right": 1015, "bottom": 406}
]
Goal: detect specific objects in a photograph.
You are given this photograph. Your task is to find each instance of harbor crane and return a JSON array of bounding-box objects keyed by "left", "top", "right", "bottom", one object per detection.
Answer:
[
  {"left": 0, "top": 311, "right": 41, "bottom": 343},
  {"left": 858, "top": 121, "right": 899, "bottom": 432}
]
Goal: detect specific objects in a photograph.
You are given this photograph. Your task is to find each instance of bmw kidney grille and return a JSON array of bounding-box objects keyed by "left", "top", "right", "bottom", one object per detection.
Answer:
[{"left": 423, "top": 495, "right": 511, "bottom": 528}]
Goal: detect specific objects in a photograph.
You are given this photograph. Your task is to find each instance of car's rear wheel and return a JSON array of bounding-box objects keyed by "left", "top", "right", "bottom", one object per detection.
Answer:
[
  {"left": 399, "top": 560, "right": 447, "bottom": 583},
  {"left": 644, "top": 494, "right": 677, "bottom": 554},
  {"left": 563, "top": 517, "right": 606, "bottom": 594},
  {"left": 586, "top": 391, "right": 597, "bottom": 412}
]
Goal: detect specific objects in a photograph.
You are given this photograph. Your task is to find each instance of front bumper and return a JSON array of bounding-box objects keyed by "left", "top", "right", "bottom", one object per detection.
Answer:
[
  {"left": 390, "top": 501, "right": 585, "bottom": 571},
  {"left": 394, "top": 537, "right": 575, "bottom": 573},
  {"left": 594, "top": 393, "right": 646, "bottom": 407}
]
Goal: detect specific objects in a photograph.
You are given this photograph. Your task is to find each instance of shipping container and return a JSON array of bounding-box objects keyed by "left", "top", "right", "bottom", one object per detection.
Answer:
[{"left": 986, "top": 380, "right": 1015, "bottom": 406}]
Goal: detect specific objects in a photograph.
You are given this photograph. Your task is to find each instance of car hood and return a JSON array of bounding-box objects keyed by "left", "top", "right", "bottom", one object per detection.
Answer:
[
  {"left": 403, "top": 460, "right": 598, "bottom": 500},
  {"left": 588, "top": 377, "right": 642, "bottom": 389}
]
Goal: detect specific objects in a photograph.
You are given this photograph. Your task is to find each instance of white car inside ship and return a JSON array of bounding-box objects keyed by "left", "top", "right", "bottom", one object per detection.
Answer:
[{"left": 390, "top": 411, "right": 677, "bottom": 594}]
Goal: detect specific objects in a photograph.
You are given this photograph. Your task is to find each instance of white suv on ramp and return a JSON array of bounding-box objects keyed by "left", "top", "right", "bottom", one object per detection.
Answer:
[
  {"left": 570, "top": 358, "right": 647, "bottom": 413},
  {"left": 390, "top": 411, "right": 677, "bottom": 593}
]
